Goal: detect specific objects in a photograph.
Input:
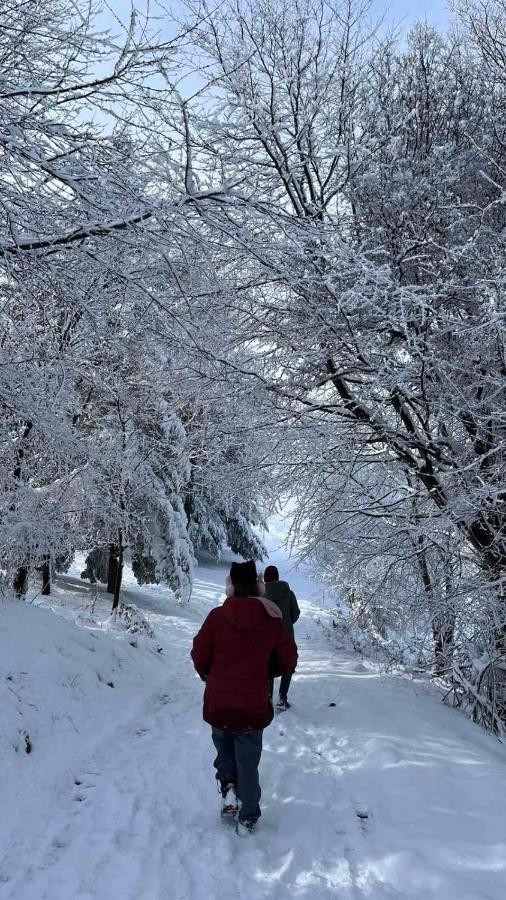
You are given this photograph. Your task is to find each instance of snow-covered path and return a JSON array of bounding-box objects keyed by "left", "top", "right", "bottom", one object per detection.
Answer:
[{"left": 3, "top": 546, "right": 506, "bottom": 899}]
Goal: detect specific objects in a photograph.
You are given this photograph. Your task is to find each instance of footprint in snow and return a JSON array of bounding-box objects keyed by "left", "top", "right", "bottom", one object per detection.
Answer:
[
  {"left": 72, "top": 777, "right": 96, "bottom": 802},
  {"left": 51, "top": 837, "right": 69, "bottom": 850},
  {"left": 355, "top": 805, "right": 372, "bottom": 831}
]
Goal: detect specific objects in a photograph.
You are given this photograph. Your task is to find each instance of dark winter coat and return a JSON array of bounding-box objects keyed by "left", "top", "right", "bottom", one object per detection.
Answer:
[
  {"left": 191, "top": 595, "right": 298, "bottom": 732},
  {"left": 264, "top": 581, "right": 300, "bottom": 636}
]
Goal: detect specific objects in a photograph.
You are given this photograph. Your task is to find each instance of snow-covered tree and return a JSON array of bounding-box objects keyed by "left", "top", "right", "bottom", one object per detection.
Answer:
[
  {"left": 0, "top": 0, "right": 267, "bottom": 604},
  {"left": 184, "top": 0, "right": 506, "bottom": 723}
]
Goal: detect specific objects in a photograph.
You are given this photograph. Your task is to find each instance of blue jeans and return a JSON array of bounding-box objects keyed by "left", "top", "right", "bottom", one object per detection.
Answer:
[{"left": 212, "top": 728, "right": 263, "bottom": 823}]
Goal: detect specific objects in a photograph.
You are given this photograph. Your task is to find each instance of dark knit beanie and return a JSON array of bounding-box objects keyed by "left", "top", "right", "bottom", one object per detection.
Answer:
[
  {"left": 230, "top": 560, "right": 258, "bottom": 587},
  {"left": 264, "top": 565, "right": 279, "bottom": 583}
]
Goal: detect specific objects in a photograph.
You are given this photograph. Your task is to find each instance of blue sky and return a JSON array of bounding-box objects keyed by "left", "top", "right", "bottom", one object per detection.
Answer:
[
  {"left": 101, "top": 1, "right": 451, "bottom": 34},
  {"left": 376, "top": 0, "right": 450, "bottom": 28}
]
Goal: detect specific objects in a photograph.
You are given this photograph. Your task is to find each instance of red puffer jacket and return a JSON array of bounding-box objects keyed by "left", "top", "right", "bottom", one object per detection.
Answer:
[{"left": 191, "top": 595, "right": 298, "bottom": 732}]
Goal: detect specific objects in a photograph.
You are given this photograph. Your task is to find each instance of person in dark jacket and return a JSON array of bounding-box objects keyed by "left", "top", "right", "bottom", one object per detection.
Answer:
[
  {"left": 191, "top": 560, "right": 297, "bottom": 835},
  {"left": 264, "top": 565, "right": 300, "bottom": 710}
]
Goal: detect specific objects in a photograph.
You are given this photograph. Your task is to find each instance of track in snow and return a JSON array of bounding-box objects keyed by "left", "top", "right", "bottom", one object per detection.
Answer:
[{"left": 4, "top": 550, "right": 506, "bottom": 900}]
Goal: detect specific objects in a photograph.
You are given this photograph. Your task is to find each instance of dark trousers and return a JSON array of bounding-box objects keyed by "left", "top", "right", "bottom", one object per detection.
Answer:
[
  {"left": 269, "top": 671, "right": 293, "bottom": 701},
  {"left": 212, "top": 727, "right": 263, "bottom": 823}
]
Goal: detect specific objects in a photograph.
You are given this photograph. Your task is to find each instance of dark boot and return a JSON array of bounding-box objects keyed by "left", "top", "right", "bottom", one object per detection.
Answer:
[
  {"left": 236, "top": 817, "right": 257, "bottom": 836},
  {"left": 218, "top": 779, "right": 238, "bottom": 819}
]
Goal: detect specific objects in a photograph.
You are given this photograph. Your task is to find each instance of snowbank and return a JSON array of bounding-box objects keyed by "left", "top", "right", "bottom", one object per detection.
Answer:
[{"left": 0, "top": 593, "right": 170, "bottom": 892}]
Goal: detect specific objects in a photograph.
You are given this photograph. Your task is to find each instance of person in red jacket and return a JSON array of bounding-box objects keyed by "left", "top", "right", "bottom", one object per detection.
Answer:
[{"left": 191, "top": 560, "right": 297, "bottom": 835}]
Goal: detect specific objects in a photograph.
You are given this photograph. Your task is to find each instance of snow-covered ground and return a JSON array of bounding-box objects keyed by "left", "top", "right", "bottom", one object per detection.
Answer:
[{"left": 2, "top": 524, "right": 506, "bottom": 899}]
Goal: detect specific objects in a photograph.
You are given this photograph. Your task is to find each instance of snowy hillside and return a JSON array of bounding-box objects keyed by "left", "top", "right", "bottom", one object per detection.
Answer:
[{"left": 1, "top": 536, "right": 506, "bottom": 900}]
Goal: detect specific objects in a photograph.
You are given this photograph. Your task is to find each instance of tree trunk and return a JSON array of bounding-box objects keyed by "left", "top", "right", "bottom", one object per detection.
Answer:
[
  {"left": 432, "top": 612, "right": 455, "bottom": 678},
  {"left": 493, "top": 565, "right": 506, "bottom": 653},
  {"left": 10, "top": 422, "right": 33, "bottom": 601},
  {"left": 107, "top": 544, "right": 119, "bottom": 594},
  {"left": 41, "top": 558, "right": 51, "bottom": 595},
  {"left": 111, "top": 538, "right": 124, "bottom": 611},
  {"left": 13, "top": 566, "right": 28, "bottom": 599}
]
